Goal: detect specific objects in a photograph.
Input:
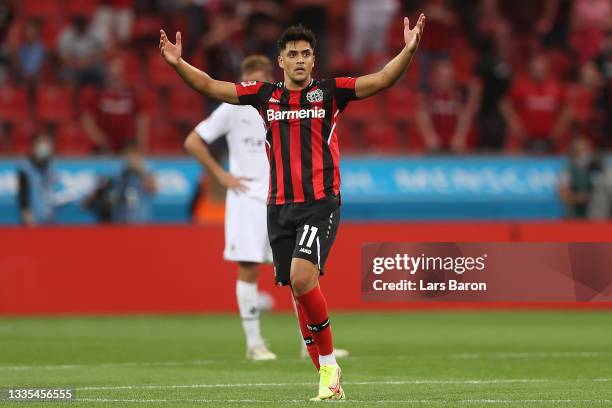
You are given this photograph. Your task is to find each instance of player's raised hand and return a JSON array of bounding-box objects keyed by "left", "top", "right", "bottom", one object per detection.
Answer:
[
  {"left": 159, "top": 29, "right": 182, "bottom": 67},
  {"left": 404, "top": 14, "right": 426, "bottom": 52}
]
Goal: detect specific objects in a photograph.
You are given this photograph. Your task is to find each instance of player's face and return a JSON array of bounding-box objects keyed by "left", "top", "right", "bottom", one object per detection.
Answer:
[{"left": 278, "top": 40, "right": 315, "bottom": 84}]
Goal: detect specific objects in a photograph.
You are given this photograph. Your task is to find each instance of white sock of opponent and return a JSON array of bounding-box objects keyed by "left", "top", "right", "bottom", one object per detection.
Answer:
[{"left": 236, "top": 280, "right": 264, "bottom": 349}]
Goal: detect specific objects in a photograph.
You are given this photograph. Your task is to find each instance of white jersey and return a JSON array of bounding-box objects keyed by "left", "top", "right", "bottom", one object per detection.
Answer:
[{"left": 194, "top": 103, "right": 269, "bottom": 202}]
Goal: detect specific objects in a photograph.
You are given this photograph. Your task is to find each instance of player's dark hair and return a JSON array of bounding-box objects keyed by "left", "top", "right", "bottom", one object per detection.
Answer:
[{"left": 277, "top": 24, "right": 316, "bottom": 53}]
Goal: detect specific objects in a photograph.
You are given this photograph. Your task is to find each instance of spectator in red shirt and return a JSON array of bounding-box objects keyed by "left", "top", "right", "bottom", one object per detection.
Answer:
[
  {"left": 500, "top": 54, "right": 570, "bottom": 153},
  {"left": 81, "top": 57, "right": 149, "bottom": 153},
  {"left": 415, "top": 59, "right": 476, "bottom": 153},
  {"left": 566, "top": 60, "right": 605, "bottom": 144}
]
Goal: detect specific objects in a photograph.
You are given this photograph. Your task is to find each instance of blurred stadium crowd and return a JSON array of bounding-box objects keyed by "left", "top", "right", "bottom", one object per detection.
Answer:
[{"left": 0, "top": 0, "right": 611, "bottom": 156}]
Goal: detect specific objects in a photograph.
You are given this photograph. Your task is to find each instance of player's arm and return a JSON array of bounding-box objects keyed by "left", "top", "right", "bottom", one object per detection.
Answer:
[
  {"left": 184, "top": 106, "right": 248, "bottom": 192},
  {"left": 498, "top": 97, "right": 526, "bottom": 140},
  {"left": 135, "top": 113, "right": 149, "bottom": 152},
  {"left": 414, "top": 98, "right": 440, "bottom": 151},
  {"left": 159, "top": 30, "right": 239, "bottom": 104},
  {"left": 551, "top": 99, "right": 571, "bottom": 141},
  {"left": 81, "top": 111, "right": 110, "bottom": 149},
  {"left": 451, "top": 86, "right": 479, "bottom": 152},
  {"left": 355, "top": 14, "right": 426, "bottom": 99},
  {"left": 184, "top": 132, "right": 247, "bottom": 192}
]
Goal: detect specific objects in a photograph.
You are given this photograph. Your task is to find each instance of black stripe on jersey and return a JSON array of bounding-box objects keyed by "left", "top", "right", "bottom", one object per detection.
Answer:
[
  {"left": 321, "top": 84, "right": 334, "bottom": 195},
  {"left": 279, "top": 88, "right": 293, "bottom": 202},
  {"left": 300, "top": 86, "right": 314, "bottom": 200},
  {"left": 261, "top": 89, "right": 276, "bottom": 204}
]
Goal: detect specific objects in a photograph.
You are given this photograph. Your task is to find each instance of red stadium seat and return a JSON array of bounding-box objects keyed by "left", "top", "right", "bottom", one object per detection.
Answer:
[
  {"left": 137, "top": 87, "right": 163, "bottom": 117},
  {"left": 56, "top": 122, "right": 92, "bottom": 155},
  {"left": 450, "top": 42, "right": 476, "bottom": 84},
  {"left": 36, "top": 85, "right": 74, "bottom": 124},
  {"left": 385, "top": 87, "right": 418, "bottom": 124},
  {"left": 335, "top": 121, "right": 361, "bottom": 152},
  {"left": 21, "top": 0, "right": 62, "bottom": 18},
  {"left": 342, "top": 95, "right": 382, "bottom": 123},
  {"left": 5, "top": 18, "right": 24, "bottom": 47},
  {"left": 64, "top": 0, "right": 101, "bottom": 17},
  {"left": 190, "top": 52, "right": 208, "bottom": 73},
  {"left": 10, "top": 121, "right": 39, "bottom": 154},
  {"left": 148, "top": 120, "right": 183, "bottom": 154},
  {"left": 405, "top": 122, "right": 426, "bottom": 153},
  {"left": 330, "top": 52, "right": 352, "bottom": 75},
  {"left": 362, "top": 120, "right": 403, "bottom": 152},
  {"left": 118, "top": 53, "right": 143, "bottom": 87},
  {"left": 131, "top": 16, "right": 163, "bottom": 41},
  {"left": 0, "top": 86, "right": 30, "bottom": 123},
  {"left": 77, "top": 86, "right": 97, "bottom": 115},
  {"left": 169, "top": 89, "right": 206, "bottom": 125},
  {"left": 170, "top": 15, "right": 189, "bottom": 39},
  {"left": 41, "top": 18, "right": 67, "bottom": 50},
  {"left": 147, "top": 51, "right": 186, "bottom": 88}
]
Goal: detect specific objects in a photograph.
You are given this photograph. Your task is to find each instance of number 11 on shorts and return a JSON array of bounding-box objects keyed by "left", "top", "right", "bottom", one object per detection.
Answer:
[{"left": 299, "top": 225, "right": 318, "bottom": 248}]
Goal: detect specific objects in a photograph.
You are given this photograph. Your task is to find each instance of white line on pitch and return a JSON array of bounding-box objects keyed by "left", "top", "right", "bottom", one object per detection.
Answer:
[
  {"left": 3, "top": 351, "right": 611, "bottom": 371},
  {"left": 76, "top": 398, "right": 612, "bottom": 404},
  {"left": 77, "top": 378, "right": 611, "bottom": 391},
  {"left": 0, "top": 360, "right": 218, "bottom": 371},
  {"left": 449, "top": 352, "right": 612, "bottom": 359}
]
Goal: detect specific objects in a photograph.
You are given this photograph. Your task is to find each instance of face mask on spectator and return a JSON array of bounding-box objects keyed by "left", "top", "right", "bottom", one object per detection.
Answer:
[{"left": 33, "top": 141, "right": 53, "bottom": 161}]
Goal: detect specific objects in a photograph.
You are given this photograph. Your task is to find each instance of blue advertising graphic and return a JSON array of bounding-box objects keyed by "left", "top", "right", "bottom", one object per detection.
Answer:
[
  {"left": 340, "top": 157, "right": 565, "bottom": 220},
  {"left": 0, "top": 158, "right": 202, "bottom": 224},
  {"left": 0, "top": 156, "right": 567, "bottom": 224}
]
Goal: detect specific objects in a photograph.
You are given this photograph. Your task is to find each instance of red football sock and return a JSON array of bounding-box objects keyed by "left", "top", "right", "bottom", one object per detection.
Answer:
[
  {"left": 295, "top": 300, "right": 320, "bottom": 370},
  {"left": 296, "top": 286, "right": 334, "bottom": 356}
]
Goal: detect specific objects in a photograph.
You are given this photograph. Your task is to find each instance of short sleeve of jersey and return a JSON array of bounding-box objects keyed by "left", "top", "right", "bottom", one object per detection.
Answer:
[
  {"left": 334, "top": 77, "right": 358, "bottom": 111},
  {"left": 235, "top": 81, "right": 270, "bottom": 109},
  {"left": 194, "top": 103, "right": 233, "bottom": 144}
]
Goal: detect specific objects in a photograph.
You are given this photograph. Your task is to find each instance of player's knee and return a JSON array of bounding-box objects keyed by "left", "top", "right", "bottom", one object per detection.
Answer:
[{"left": 290, "top": 263, "right": 318, "bottom": 295}]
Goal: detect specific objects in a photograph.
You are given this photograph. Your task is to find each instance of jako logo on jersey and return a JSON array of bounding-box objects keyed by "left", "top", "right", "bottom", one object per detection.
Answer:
[
  {"left": 299, "top": 247, "right": 312, "bottom": 255},
  {"left": 269, "top": 97, "right": 280, "bottom": 103},
  {"left": 240, "top": 81, "right": 257, "bottom": 87},
  {"left": 266, "top": 107, "right": 325, "bottom": 121},
  {"left": 306, "top": 89, "right": 324, "bottom": 103}
]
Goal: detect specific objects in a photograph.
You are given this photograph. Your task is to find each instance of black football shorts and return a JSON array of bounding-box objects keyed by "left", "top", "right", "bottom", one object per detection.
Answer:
[{"left": 267, "top": 195, "right": 340, "bottom": 286}]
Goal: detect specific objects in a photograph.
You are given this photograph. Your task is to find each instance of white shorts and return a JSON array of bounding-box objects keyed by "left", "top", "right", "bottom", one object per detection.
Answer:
[{"left": 224, "top": 190, "right": 272, "bottom": 263}]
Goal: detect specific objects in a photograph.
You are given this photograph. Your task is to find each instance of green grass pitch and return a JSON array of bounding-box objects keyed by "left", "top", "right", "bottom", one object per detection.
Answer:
[{"left": 1, "top": 311, "right": 612, "bottom": 407}]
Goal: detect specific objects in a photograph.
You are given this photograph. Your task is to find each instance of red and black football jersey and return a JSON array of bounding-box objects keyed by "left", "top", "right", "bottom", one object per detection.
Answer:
[{"left": 235, "top": 78, "right": 358, "bottom": 205}]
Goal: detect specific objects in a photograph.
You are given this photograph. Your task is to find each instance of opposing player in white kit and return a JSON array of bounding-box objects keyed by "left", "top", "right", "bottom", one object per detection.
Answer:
[{"left": 184, "top": 55, "right": 277, "bottom": 360}]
